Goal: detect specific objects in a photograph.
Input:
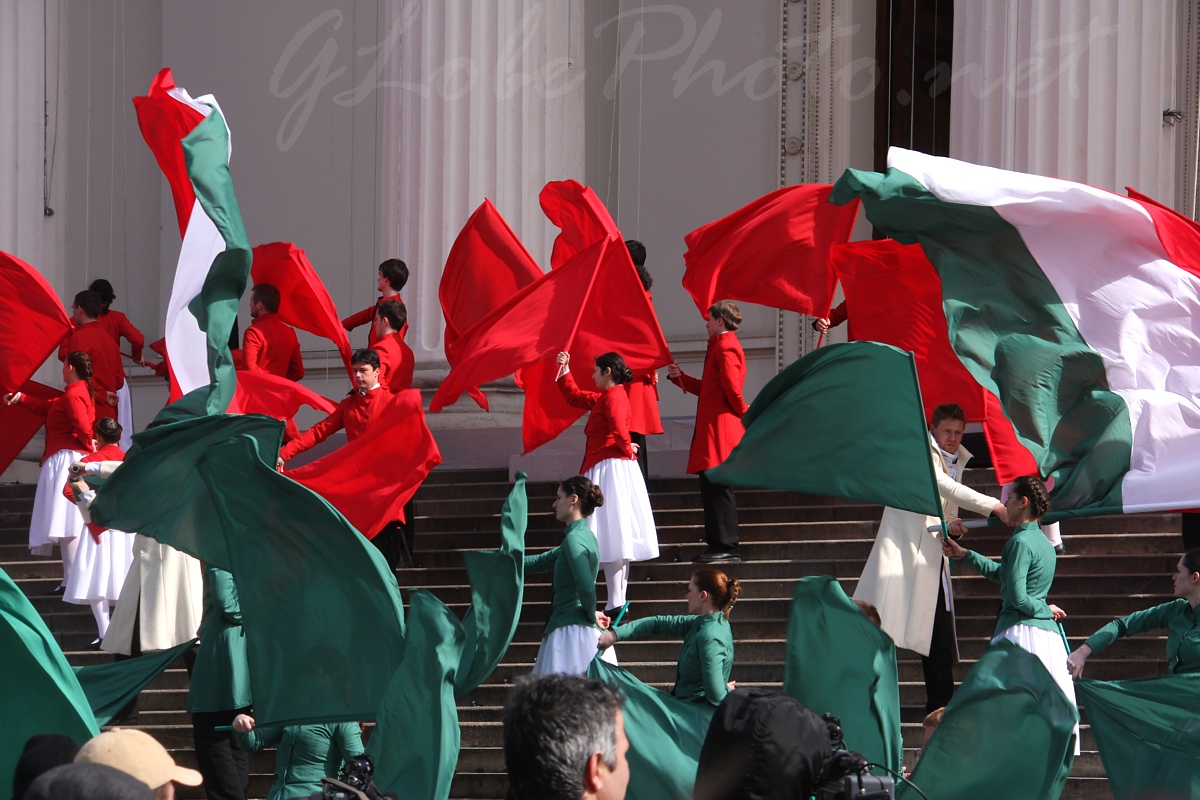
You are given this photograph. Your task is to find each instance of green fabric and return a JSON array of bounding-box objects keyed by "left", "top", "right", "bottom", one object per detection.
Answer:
[
  {"left": 188, "top": 566, "right": 252, "bottom": 712},
  {"left": 524, "top": 517, "right": 600, "bottom": 634},
  {"left": 782, "top": 576, "right": 902, "bottom": 776},
  {"left": 0, "top": 566, "right": 100, "bottom": 795},
  {"left": 1084, "top": 599, "right": 1200, "bottom": 674},
  {"left": 73, "top": 639, "right": 196, "bottom": 727},
  {"left": 616, "top": 612, "right": 733, "bottom": 706},
  {"left": 960, "top": 522, "right": 1059, "bottom": 635},
  {"left": 235, "top": 721, "right": 363, "bottom": 800},
  {"left": 92, "top": 416, "right": 406, "bottom": 726},
  {"left": 181, "top": 106, "right": 252, "bottom": 417},
  {"left": 901, "top": 640, "right": 1077, "bottom": 800},
  {"left": 707, "top": 341, "right": 942, "bottom": 518},
  {"left": 1077, "top": 674, "right": 1200, "bottom": 800},
  {"left": 588, "top": 657, "right": 714, "bottom": 800},
  {"left": 831, "top": 167, "right": 1131, "bottom": 518}
]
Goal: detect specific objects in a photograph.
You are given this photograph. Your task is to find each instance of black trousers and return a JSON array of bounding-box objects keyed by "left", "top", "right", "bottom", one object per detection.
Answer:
[
  {"left": 630, "top": 432, "right": 649, "bottom": 481},
  {"left": 192, "top": 707, "right": 252, "bottom": 800},
  {"left": 698, "top": 470, "right": 739, "bottom": 555},
  {"left": 921, "top": 578, "right": 956, "bottom": 714}
]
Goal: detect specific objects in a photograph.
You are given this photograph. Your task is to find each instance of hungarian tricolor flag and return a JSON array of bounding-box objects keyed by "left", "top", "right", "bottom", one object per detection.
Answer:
[
  {"left": 833, "top": 147, "right": 1200, "bottom": 518},
  {"left": 133, "top": 68, "right": 251, "bottom": 416}
]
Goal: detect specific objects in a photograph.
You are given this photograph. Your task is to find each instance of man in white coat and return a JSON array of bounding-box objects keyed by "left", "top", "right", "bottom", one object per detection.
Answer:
[{"left": 853, "top": 403, "right": 1008, "bottom": 713}]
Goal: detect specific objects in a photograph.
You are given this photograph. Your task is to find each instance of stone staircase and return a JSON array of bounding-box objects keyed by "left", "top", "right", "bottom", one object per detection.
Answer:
[{"left": 1, "top": 468, "right": 1185, "bottom": 799}]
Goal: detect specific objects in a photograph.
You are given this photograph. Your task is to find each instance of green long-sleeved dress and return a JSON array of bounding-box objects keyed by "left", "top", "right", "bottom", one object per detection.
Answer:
[
  {"left": 615, "top": 611, "right": 734, "bottom": 705},
  {"left": 188, "top": 565, "right": 252, "bottom": 713},
  {"left": 1084, "top": 598, "right": 1200, "bottom": 674},
  {"left": 961, "top": 521, "right": 1058, "bottom": 637},
  {"left": 234, "top": 722, "right": 363, "bottom": 800},
  {"left": 523, "top": 518, "right": 600, "bottom": 635}
]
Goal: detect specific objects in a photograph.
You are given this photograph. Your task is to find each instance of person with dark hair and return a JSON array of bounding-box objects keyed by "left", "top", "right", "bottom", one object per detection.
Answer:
[
  {"left": 277, "top": 349, "right": 390, "bottom": 468},
  {"left": 231, "top": 714, "right": 363, "bottom": 800},
  {"left": 63, "top": 417, "right": 133, "bottom": 644},
  {"left": 524, "top": 476, "right": 617, "bottom": 675},
  {"left": 1067, "top": 548, "right": 1200, "bottom": 677},
  {"left": 23, "top": 763, "right": 154, "bottom": 800},
  {"left": 342, "top": 258, "right": 409, "bottom": 347},
  {"left": 854, "top": 400, "right": 1007, "bottom": 713},
  {"left": 555, "top": 351, "right": 658, "bottom": 615},
  {"left": 622, "top": 240, "right": 662, "bottom": 482},
  {"left": 59, "top": 290, "right": 123, "bottom": 422},
  {"left": 242, "top": 283, "right": 304, "bottom": 381},
  {"left": 4, "top": 351, "right": 94, "bottom": 585},
  {"left": 502, "top": 673, "right": 628, "bottom": 800},
  {"left": 89, "top": 279, "right": 144, "bottom": 450},
  {"left": 372, "top": 298, "right": 414, "bottom": 390},
  {"left": 597, "top": 569, "right": 739, "bottom": 706},
  {"left": 12, "top": 734, "right": 81, "bottom": 800},
  {"left": 667, "top": 300, "right": 749, "bottom": 564}
]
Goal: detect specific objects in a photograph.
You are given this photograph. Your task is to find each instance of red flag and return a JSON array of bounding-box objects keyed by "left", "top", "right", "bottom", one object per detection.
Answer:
[
  {"left": 287, "top": 390, "right": 442, "bottom": 536},
  {"left": 682, "top": 184, "right": 859, "bottom": 318},
  {"left": 440, "top": 200, "right": 544, "bottom": 409},
  {"left": 540, "top": 180, "right": 620, "bottom": 269},
  {"left": 131, "top": 68, "right": 207, "bottom": 238},
  {"left": 830, "top": 239, "right": 1038, "bottom": 483},
  {"left": 251, "top": 242, "right": 353, "bottom": 374},
  {"left": 0, "top": 381, "right": 62, "bottom": 477},
  {"left": 0, "top": 251, "right": 72, "bottom": 395},
  {"left": 1126, "top": 187, "right": 1200, "bottom": 279},
  {"left": 228, "top": 370, "right": 337, "bottom": 420}
]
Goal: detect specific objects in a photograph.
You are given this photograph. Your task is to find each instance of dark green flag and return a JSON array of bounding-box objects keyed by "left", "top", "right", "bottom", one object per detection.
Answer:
[
  {"left": 73, "top": 639, "right": 197, "bottom": 726},
  {"left": 1077, "top": 675, "right": 1200, "bottom": 800},
  {"left": 587, "top": 657, "right": 715, "bottom": 800},
  {"left": 0, "top": 566, "right": 99, "bottom": 794},
  {"left": 902, "top": 640, "right": 1077, "bottom": 800},
  {"left": 782, "top": 576, "right": 902, "bottom": 776},
  {"left": 706, "top": 341, "right": 941, "bottom": 517}
]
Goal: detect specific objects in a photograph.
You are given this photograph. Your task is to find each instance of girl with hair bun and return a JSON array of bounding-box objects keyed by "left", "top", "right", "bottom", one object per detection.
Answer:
[
  {"left": 597, "top": 568, "right": 739, "bottom": 706},
  {"left": 3, "top": 351, "right": 96, "bottom": 586},
  {"left": 554, "top": 350, "right": 659, "bottom": 617},
  {"left": 525, "top": 475, "right": 619, "bottom": 675}
]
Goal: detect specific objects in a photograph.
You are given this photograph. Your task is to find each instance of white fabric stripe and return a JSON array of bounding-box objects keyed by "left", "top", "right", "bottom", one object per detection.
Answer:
[
  {"left": 889, "top": 148, "right": 1200, "bottom": 513},
  {"left": 165, "top": 197, "right": 224, "bottom": 396},
  {"left": 166, "top": 87, "right": 233, "bottom": 160}
]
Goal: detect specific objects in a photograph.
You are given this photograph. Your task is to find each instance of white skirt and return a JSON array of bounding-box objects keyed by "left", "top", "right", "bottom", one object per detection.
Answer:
[
  {"left": 585, "top": 457, "right": 659, "bottom": 563},
  {"left": 532, "top": 624, "right": 619, "bottom": 676},
  {"left": 993, "top": 623, "right": 1080, "bottom": 755},
  {"left": 116, "top": 381, "right": 133, "bottom": 451},
  {"left": 29, "top": 448, "right": 88, "bottom": 555},
  {"left": 64, "top": 525, "right": 136, "bottom": 604}
]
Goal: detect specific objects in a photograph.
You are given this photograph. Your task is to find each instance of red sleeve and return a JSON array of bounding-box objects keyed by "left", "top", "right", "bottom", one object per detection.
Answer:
[
  {"left": 557, "top": 371, "right": 599, "bottom": 410},
  {"left": 243, "top": 325, "right": 265, "bottom": 372},
  {"left": 829, "top": 300, "right": 848, "bottom": 327},
  {"left": 287, "top": 344, "right": 305, "bottom": 382},
  {"left": 717, "top": 347, "right": 748, "bottom": 417},
  {"left": 281, "top": 402, "right": 346, "bottom": 462},
  {"left": 342, "top": 305, "right": 375, "bottom": 332},
  {"left": 669, "top": 371, "right": 703, "bottom": 396},
  {"left": 120, "top": 315, "right": 145, "bottom": 361},
  {"left": 16, "top": 393, "right": 52, "bottom": 417}
]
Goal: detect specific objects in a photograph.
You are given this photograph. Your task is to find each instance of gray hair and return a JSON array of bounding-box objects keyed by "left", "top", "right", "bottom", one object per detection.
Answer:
[{"left": 502, "top": 674, "right": 624, "bottom": 800}]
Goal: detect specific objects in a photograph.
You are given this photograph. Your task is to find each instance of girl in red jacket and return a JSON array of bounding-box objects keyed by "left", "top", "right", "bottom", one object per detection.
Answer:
[{"left": 556, "top": 350, "right": 659, "bottom": 615}]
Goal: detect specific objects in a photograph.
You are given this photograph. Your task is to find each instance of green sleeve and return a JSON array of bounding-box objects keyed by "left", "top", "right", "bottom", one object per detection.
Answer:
[
  {"left": 563, "top": 534, "right": 598, "bottom": 615},
  {"left": 960, "top": 549, "right": 1001, "bottom": 582},
  {"left": 998, "top": 540, "right": 1052, "bottom": 619},
  {"left": 233, "top": 723, "right": 283, "bottom": 753},
  {"left": 698, "top": 629, "right": 731, "bottom": 706},
  {"left": 523, "top": 547, "right": 559, "bottom": 574},
  {"left": 333, "top": 721, "right": 364, "bottom": 759},
  {"left": 1085, "top": 601, "right": 1181, "bottom": 655},
  {"left": 208, "top": 566, "right": 242, "bottom": 625},
  {"left": 616, "top": 615, "right": 694, "bottom": 642}
]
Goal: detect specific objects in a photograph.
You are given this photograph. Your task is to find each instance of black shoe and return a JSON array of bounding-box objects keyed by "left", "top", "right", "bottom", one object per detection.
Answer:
[
  {"left": 693, "top": 551, "right": 741, "bottom": 564},
  {"left": 48, "top": 584, "right": 66, "bottom": 596},
  {"left": 86, "top": 638, "right": 103, "bottom": 650}
]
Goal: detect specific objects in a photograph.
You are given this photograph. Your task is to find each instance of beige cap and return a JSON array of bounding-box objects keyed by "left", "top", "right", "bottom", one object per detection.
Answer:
[{"left": 75, "top": 729, "right": 203, "bottom": 790}]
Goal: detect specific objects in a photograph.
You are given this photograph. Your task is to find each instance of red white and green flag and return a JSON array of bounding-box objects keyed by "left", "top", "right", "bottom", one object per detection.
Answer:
[
  {"left": 832, "top": 148, "right": 1200, "bottom": 518},
  {"left": 133, "top": 68, "right": 251, "bottom": 417}
]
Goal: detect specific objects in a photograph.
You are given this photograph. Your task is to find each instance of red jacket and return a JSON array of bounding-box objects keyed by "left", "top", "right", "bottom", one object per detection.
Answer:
[
  {"left": 280, "top": 384, "right": 391, "bottom": 462},
  {"left": 97, "top": 309, "right": 145, "bottom": 365},
  {"left": 342, "top": 294, "right": 408, "bottom": 347},
  {"left": 373, "top": 331, "right": 414, "bottom": 390},
  {"left": 557, "top": 372, "right": 634, "bottom": 473},
  {"left": 669, "top": 332, "right": 748, "bottom": 473},
  {"left": 58, "top": 322, "right": 122, "bottom": 419},
  {"left": 19, "top": 381, "right": 94, "bottom": 463},
  {"left": 625, "top": 371, "right": 663, "bottom": 435},
  {"left": 243, "top": 313, "right": 305, "bottom": 380}
]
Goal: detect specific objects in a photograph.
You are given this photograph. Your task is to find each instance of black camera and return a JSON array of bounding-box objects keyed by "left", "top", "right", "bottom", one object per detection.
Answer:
[
  {"left": 311, "top": 754, "right": 397, "bottom": 800},
  {"left": 814, "top": 714, "right": 895, "bottom": 800}
]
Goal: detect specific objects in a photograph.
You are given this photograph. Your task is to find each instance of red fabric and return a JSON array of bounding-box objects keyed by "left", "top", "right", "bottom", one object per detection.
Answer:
[
  {"left": 18, "top": 380, "right": 94, "bottom": 463},
  {"left": 373, "top": 331, "right": 414, "bottom": 391},
  {"left": 682, "top": 184, "right": 859, "bottom": 318},
  {"left": 625, "top": 289, "right": 664, "bottom": 436},
  {"left": 243, "top": 313, "right": 304, "bottom": 380},
  {"left": 62, "top": 444, "right": 126, "bottom": 542},
  {"left": 830, "top": 239, "right": 1038, "bottom": 483},
  {"left": 0, "top": 251, "right": 72, "bottom": 396},
  {"left": 288, "top": 390, "right": 441, "bottom": 536},
  {"left": 228, "top": 370, "right": 336, "bottom": 421},
  {"left": 669, "top": 332, "right": 749, "bottom": 473},
  {"left": 539, "top": 180, "right": 620, "bottom": 270},
  {"left": 0, "top": 381, "right": 63, "bottom": 476},
  {"left": 251, "top": 242, "right": 353, "bottom": 374},
  {"left": 1126, "top": 188, "right": 1200, "bottom": 280},
  {"left": 96, "top": 309, "right": 145, "bottom": 364},
  {"left": 280, "top": 384, "right": 392, "bottom": 462},
  {"left": 59, "top": 322, "right": 123, "bottom": 419},
  {"left": 441, "top": 199, "right": 544, "bottom": 410},
  {"left": 557, "top": 372, "right": 634, "bottom": 473},
  {"left": 131, "top": 68, "right": 207, "bottom": 238}
]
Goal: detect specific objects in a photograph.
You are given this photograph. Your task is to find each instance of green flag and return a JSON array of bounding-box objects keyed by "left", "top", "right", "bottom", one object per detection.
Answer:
[
  {"left": 1, "top": 566, "right": 100, "bottom": 794},
  {"left": 707, "top": 341, "right": 941, "bottom": 517},
  {"left": 1076, "top": 675, "right": 1200, "bottom": 800},
  {"left": 782, "top": 576, "right": 902, "bottom": 776},
  {"left": 902, "top": 640, "right": 1077, "bottom": 800},
  {"left": 73, "top": 639, "right": 197, "bottom": 727}
]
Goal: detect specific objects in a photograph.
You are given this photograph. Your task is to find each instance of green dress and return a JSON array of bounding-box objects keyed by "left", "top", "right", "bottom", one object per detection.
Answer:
[
  {"left": 188, "top": 565, "right": 252, "bottom": 713},
  {"left": 961, "top": 521, "right": 1059, "bottom": 636},
  {"left": 235, "top": 722, "right": 364, "bottom": 800},
  {"left": 615, "top": 612, "right": 734, "bottom": 706},
  {"left": 523, "top": 518, "right": 600, "bottom": 635},
  {"left": 1084, "top": 598, "right": 1200, "bottom": 674}
]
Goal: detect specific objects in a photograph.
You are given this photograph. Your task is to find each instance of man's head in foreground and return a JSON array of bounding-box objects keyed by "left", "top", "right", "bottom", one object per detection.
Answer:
[{"left": 75, "top": 729, "right": 202, "bottom": 800}]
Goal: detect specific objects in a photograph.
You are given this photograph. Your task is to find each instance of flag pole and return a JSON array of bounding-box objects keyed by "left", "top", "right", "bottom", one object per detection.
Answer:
[{"left": 908, "top": 351, "right": 947, "bottom": 537}]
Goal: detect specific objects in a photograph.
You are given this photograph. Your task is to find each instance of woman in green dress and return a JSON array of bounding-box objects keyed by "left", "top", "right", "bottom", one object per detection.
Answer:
[
  {"left": 596, "top": 568, "right": 740, "bottom": 706},
  {"left": 231, "top": 714, "right": 363, "bottom": 800}
]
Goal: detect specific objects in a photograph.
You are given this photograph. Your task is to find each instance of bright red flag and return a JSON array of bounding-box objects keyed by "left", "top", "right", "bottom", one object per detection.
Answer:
[
  {"left": 251, "top": 242, "right": 353, "bottom": 375},
  {"left": 131, "top": 68, "right": 207, "bottom": 238},
  {"left": 0, "top": 381, "right": 63, "bottom": 477},
  {"left": 287, "top": 390, "right": 442, "bottom": 536},
  {"left": 1126, "top": 187, "right": 1200, "bottom": 280},
  {"left": 0, "top": 251, "right": 72, "bottom": 395},
  {"left": 682, "top": 184, "right": 860, "bottom": 318},
  {"left": 540, "top": 180, "right": 620, "bottom": 270},
  {"left": 228, "top": 370, "right": 337, "bottom": 420},
  {"left": 440, "top": 200, "right": 544, "bottom": 409},
  {"left": 830, "top": 239, "right": 1038, "bottom": 483}
]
